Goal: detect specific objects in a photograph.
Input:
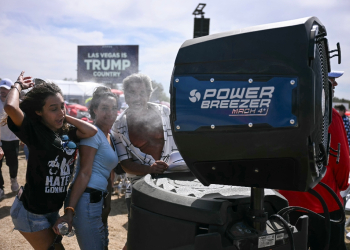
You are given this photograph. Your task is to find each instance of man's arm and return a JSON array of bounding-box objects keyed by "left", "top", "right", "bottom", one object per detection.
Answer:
[
  {"left": 330, "top": 111, "right": 350, "bottom": 191},
  {"left": 120, "top": 159, "right": 168, "bottom": 175}
]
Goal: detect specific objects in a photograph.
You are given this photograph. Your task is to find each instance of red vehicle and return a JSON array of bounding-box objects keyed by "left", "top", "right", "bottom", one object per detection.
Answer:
[
  {"left": 64, "top": 89, "right": 124, "bottom": 124},
  {"left": 65, "top": 103, "right": 93, "bottom": 123},
  {"left": 111, "top": 89, "right": 123, "bottom": 96}
]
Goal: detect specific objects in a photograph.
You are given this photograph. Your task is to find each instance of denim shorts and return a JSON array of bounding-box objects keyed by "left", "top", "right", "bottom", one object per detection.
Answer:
[
  {"left": 23, "top": 144, "right": 29, "bottom": 160},
  {"left": 10, "top": 196, "right": 59, "bottom": 233},
  {"left": 65, "top": 189, "right": 109, "bottom": 250}
]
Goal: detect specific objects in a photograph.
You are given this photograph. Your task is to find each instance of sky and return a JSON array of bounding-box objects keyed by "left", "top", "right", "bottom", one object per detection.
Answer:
[{"left": 0, "top": 0, "right": 349, "bottom": 99}]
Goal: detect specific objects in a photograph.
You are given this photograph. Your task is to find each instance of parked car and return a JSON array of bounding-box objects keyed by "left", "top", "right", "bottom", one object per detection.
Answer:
[{"left": 65, "top": 102, "right": 93, "bottom": 123}]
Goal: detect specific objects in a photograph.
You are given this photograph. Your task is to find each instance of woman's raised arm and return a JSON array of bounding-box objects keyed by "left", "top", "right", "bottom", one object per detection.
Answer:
[
  {"left": 65, "top": 115, "right": 97, "bottom": 139},
  {"left": 4, "top": 71, "right": 34, "bottom": 127}
]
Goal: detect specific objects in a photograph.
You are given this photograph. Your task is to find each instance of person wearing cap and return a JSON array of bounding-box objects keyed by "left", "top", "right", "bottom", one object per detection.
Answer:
[
  {"left": 280, "top": 70, "right": 349, "bottom": 249},
  {"left": 329, "top": 71, "right": 344, "bottom": 81},
  {"left": 333, "top": 104, "right": 350, "bottom": 149},
  {"left": 0, "top": 78, "right": 20, "bottom": 200},
  {"left": 330, "top": 72, "right": 350, "bottom": 205},
  {"left": 329, "top": 71, "right": 344, "bottom": 97}
]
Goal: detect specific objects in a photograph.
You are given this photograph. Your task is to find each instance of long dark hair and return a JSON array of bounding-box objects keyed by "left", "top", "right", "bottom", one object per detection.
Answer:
[
  {"left": 19, "top": 81, "right": 69, "bottom": 133},
  {"left": 89, "top": 86, "right": 118, "bottom": 120}
]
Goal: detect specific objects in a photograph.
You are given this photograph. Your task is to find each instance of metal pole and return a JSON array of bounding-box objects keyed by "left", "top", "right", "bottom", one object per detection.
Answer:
[
  {"left": 251, "top": 187, "right": 264, "bottom": 211},
  {"left": 250, "top": 187, "right": 266, "bottom": 231}
]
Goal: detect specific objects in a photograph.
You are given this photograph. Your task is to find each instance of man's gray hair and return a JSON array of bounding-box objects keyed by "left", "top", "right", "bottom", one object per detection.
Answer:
[{"left": 123, "top": 73, "right": 153, "bottom": 96}]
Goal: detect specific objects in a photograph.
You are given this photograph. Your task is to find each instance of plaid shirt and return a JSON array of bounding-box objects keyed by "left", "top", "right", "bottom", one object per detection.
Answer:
[
  {"left": 342, "top": 115, "right": 350, "bottom": 147},
  {"left": 111, "top": 103, "right": 179, "bottom": 198}
]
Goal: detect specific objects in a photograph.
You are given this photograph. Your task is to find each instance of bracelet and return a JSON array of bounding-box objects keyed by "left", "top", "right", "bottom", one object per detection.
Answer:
[
  {"left": 10, "top": 85, "right": 21, "bottom": 95},
  {"left": 14, "top": 81, "right": 24, "bottom": 89},
  {"left": 64, "top": 207, "right": 76, "bottom": 215}
]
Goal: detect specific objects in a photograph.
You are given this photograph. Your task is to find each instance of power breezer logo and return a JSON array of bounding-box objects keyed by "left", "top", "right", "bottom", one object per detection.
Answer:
[
  {"left": 189, "top": 87, "right": 275, "bottom": 116},
  {"left": 189, "top": 89, "right": 201, "bottom": 103}
]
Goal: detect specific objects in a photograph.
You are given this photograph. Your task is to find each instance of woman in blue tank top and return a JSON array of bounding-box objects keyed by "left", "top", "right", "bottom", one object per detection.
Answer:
[{"left": 53, "top": 87, "right": 119, "bottom": 250}]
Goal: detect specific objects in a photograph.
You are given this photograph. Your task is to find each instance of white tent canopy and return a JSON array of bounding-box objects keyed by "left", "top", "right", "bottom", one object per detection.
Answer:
[
  {"left": 51, "top": 80, "right": 105, "bottom": 105},
  {"left": 52, "top": 80, "right": 105, "bottom": 96}
]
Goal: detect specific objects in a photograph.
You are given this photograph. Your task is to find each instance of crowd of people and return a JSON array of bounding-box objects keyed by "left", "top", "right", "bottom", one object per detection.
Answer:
[
  {"left": 0, "top": 69, "right": 349, "bottom": 250},
  {"left": 0, "top": 71, "right": 174, "bottom": 250}
]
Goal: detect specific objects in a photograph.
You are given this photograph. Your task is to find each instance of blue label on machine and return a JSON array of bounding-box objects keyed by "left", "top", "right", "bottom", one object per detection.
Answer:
[{"left": 173, "top": 76, "right": 298, "bottom": 131}]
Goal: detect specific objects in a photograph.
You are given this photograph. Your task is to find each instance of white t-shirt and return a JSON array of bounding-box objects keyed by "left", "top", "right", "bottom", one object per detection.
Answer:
[{"left": 0, "top": 100, "right": 18, "bottom": 142}]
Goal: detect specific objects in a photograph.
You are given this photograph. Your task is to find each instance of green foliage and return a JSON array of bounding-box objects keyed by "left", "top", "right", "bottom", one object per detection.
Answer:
[
  {"left": 150, "top": 80, "right": 170, "bottom": 102},
  {"left": 333, "top": 97, "right": 350, "bottom": 105}
]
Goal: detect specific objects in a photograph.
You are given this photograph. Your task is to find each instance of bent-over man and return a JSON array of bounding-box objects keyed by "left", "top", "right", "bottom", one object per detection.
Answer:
[{"left": 111, "top": 73, "right": 180, "bottom": 250}]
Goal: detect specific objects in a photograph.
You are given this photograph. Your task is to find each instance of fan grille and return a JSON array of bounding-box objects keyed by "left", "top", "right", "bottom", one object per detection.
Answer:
[{"left": 313, "top": 38, "right": 330, "bottom": 173}]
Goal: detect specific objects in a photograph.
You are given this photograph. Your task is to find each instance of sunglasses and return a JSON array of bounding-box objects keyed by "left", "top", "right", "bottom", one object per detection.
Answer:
[
  {"left": 32, "top": 78, "right": 47, "bottom": 86},
  {"left": 61, "top": 135, "right": 77, "bottom": 149},
  {"left": 53, "top": 134, "right": 77, "bottom": 151},
  {"left": 95, "top": 86, "right": 111, "bottom": 92}
]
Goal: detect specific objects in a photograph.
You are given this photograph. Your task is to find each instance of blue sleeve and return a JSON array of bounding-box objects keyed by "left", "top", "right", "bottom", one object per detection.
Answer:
[
  {"left": 342, "top": 117, "right": 350, "bottom": 146},
  {"left": 80, "top": 130, "right": 101, "bottom": 149}
]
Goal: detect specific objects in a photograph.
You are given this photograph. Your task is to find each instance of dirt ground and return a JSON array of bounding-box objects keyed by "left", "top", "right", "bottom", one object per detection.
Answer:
[{"left": 0, "top": 148, "right": 128, "bottom": 250}]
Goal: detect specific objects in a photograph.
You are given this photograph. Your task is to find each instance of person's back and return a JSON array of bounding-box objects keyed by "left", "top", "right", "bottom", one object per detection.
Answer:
[
  {"left": 280, "top": 70, "right": 349, "bottom": 249},
  {"left": 280, "top": 109, "right": 349, "bottom": 212}
]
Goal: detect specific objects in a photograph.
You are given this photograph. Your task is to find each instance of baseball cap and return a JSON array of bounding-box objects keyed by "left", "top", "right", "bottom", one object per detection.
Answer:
[
  {"left": 328, "top": 71, "right": 344, "bottom": 78},
  {"left": 0, "top": 78, "right": 14, "bottom": 89}
]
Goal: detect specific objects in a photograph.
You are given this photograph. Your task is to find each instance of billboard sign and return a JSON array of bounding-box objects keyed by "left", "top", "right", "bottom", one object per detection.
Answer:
[{"left": 77, "top": 45, "right": 138, "bottom": 84}]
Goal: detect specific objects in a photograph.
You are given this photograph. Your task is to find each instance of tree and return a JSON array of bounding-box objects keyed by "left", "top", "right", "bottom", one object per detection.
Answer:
[
  {"left": 150, "top": 80, "right": 170, "bottom": 102},
  {"left": 333, "top": 97, "right": 350, "bottom": 106}
]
